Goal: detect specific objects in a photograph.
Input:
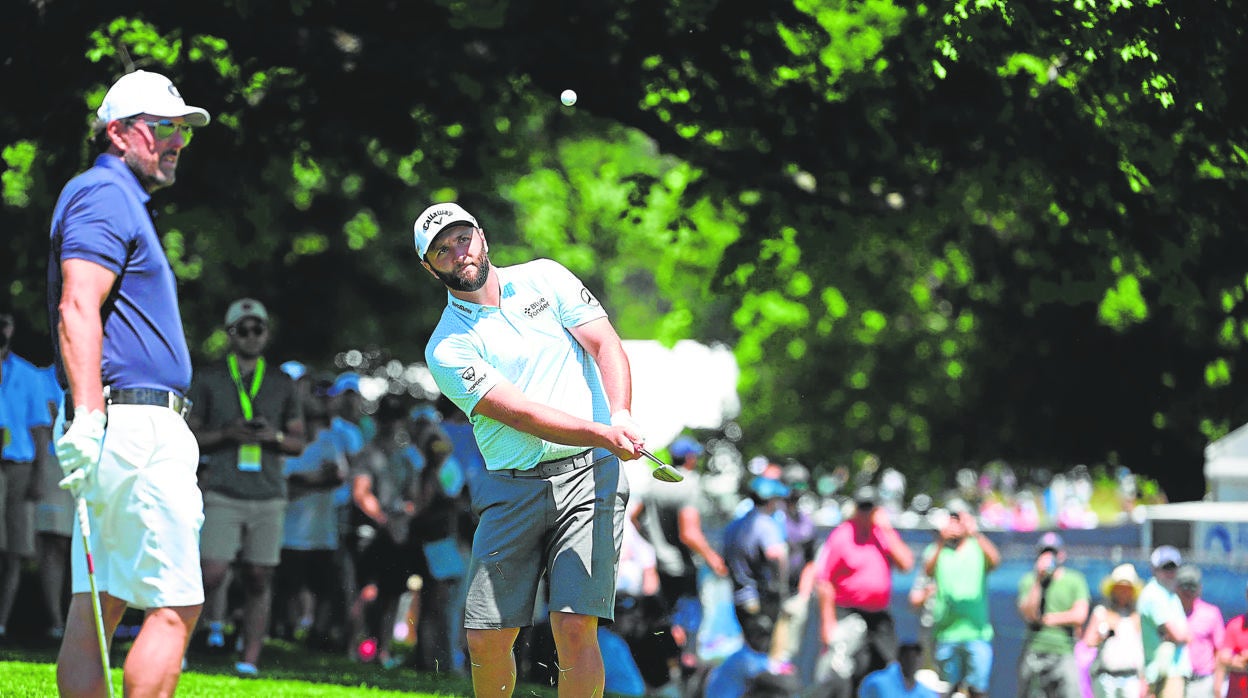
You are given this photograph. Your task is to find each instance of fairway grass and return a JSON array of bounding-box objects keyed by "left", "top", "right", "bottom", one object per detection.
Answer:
[{"left": 0, "top": 640, "right": 560, "bottom": 697}]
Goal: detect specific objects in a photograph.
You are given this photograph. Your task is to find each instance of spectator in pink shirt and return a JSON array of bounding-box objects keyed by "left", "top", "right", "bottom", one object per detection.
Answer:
[
  {"left": 1176, "top": 565, "right": 1224, "bottom": 698},
  {"left": 815, "top": 486, "right": 914, "bottom": 691}
]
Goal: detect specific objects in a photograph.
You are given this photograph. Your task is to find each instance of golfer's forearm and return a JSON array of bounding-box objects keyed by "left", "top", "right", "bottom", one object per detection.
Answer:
[
  {"left": 476, "top": 387, "right": 614, "bottom": 450},
  {"left": 59, "top": 304, "right": 105, "bottom": 413}
]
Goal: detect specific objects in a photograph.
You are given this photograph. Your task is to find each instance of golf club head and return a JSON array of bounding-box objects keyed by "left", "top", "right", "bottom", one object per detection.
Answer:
[{"left": 640, "top": 448, "right": 685, "bottom": 483}]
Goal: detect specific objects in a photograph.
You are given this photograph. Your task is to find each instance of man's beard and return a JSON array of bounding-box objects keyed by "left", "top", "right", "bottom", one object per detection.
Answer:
[
  {"left": 436, "top": 253, "right": 491, "bottom": 292},
  {"left": 124, "top": 150, "right": 175, "bottom": 191}
]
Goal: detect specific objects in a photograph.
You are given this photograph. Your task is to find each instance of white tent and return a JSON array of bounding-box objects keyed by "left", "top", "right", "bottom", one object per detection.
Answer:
[{"left": 1203, "top": 422, "right": 1248, "bottom": 501}]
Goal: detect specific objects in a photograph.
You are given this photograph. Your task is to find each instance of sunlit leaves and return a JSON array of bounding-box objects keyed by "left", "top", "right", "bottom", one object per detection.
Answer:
[
  {"left": 1097, "top": 274, "right": 1149, "bottom": 329},
  {"left": 1, "top": 141, "right": 36, "bottom": 208},
  {"left": 343, "top": 211, "right": 379, "bottom": 251}
]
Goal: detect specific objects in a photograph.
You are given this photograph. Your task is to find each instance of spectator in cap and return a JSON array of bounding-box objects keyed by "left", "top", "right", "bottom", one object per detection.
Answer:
[
  {"left": 815, "top": 483, "right": 914, "bottom": 691},
  {"left": 919, "top": 498, "right": 1000, "bottom": 698},
  {"left": 722, "top": 477, "right": 790, "bottom": 637},
  {"left": 1220, "top": 579, "right": 1248, "bottom": 698},
  {"left": 857, "top": 637, "right": 937, "bottom": 698},
  {"left": 1175, "top": 564, "right": 1223, "bottom": 698},
  {"left": 1081, "top": 563, "right": 1145, "bottom": 698},
  {"left": 631, "top": 434, "right": 727, "bottom": 679},
  {"left": 1137, "top": 545, "right": 1190, "bottom": 697},
  {"left": 1016, "top": 531, "right": 1090, "bottom": 698},
  {"left": 187, "top": 298, "right": 306, "bottom": 676}
]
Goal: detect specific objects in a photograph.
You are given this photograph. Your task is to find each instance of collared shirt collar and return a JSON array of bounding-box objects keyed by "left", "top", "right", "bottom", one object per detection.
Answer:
[{"left": 94, "top": 153, "right": 152, "bottom": 205}]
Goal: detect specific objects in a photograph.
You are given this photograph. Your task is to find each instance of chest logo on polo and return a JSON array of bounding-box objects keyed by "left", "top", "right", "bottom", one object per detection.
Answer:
[
  {"left": 523, "top": 296, "right": 551, "bottom": 318},
  {"left": 580, "top": 288, "right": 600, "bottom": 307}
]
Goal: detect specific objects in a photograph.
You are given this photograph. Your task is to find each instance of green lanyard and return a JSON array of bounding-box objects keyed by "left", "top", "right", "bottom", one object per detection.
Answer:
[{"left": 227, "top": 354, "right": 266, "bottom": 421}]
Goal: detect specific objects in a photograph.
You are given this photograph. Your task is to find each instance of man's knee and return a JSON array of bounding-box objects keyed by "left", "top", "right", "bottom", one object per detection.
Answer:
[
  {"left": 550, "top": 612, "right": 599, "bottom": 650},
  {"left": 466, "top": 627, "right": 518, "bottom": 658},
  {"left": 241, "top": 564, "right": 276, "bottom": 594},
  {"left": 145, "top": 604, "right": 202, "bottom": 635}
]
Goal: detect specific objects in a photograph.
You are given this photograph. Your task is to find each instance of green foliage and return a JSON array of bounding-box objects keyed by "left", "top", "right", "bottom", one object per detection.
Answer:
[{"left": 2, "top": 0, "right": 1245, "bottom": 501}]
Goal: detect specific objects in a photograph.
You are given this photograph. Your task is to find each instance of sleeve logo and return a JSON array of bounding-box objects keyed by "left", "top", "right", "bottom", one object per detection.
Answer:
[{"left": 580, "top": 288, "right": 600, "bottom": 306}]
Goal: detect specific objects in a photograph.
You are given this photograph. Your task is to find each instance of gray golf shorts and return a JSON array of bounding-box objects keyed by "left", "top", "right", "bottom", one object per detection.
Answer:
[{"left": 463, "top": 450, "right": 629, "bottom": 629}]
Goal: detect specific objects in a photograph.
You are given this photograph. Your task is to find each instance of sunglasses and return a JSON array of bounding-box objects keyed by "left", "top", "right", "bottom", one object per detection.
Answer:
[
  {"left": 133, "top": 119, "right": 194, "bottom": 144},
  {"left": 230, "top": 324, "right": 267, "bottom": 338}
]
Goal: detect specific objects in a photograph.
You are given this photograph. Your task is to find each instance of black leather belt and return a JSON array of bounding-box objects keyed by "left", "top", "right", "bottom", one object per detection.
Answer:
[
  {"left": 105, "top": 387, "right": 193, "bottom": 419},
  {"left": 504, "top": 450, "right": 595, "bottom": 478}
]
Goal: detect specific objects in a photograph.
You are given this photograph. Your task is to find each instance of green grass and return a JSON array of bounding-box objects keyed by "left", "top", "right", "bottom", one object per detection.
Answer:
[{"left": 0, "top": 640, "right": 561, "bottom": 697}]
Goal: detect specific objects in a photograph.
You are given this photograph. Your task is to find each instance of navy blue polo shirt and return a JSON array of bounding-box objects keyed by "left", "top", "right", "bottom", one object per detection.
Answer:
[{"left": 47, "top": 154, "right": 192, "bottom": 395}]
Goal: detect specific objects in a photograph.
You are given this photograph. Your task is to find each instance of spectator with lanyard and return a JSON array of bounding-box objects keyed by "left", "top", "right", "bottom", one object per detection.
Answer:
[{"left": 188, "top": 298, "right": 305, "bottom": 676}]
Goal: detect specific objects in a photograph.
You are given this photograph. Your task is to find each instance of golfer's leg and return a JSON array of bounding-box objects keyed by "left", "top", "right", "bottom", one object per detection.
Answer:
[
  {"left": 466, "top": 626, "right": 520, "bottom": 697},
  {"left": 56, "top": 592, "right": 128, "bottom": 698},
  {"left": 549, "top": 611, "right": 604, "bottom": 698},
  {"left": 123, "top": 604, "right": 201, "bottom": 698}
]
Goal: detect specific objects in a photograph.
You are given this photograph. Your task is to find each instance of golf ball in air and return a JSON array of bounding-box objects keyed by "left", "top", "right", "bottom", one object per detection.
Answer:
[{"left": 560, "top": 89, "right": 577, "bottom": 106}]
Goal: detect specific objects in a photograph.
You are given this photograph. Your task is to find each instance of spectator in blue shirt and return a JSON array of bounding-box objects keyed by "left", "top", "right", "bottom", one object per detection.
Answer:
[
  {"left": 858, "top": 638, "right": 936, "bottom": 698},
  {"left": 0, "top": 310, "right": 54, "bottom": 641}
]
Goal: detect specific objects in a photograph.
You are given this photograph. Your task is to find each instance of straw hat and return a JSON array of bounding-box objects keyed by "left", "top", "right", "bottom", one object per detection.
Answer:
[{"left": 1100, "top": 563, "right": 1143, "bottom": 602}]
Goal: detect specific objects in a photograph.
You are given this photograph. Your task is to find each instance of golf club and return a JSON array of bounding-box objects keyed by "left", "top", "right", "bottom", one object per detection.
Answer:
[
  {"left": 639, "top": 447, "right": 684, "bottom": 483},
  {"left": 76, "top": 497, "right": 115, "bottom": 698}
]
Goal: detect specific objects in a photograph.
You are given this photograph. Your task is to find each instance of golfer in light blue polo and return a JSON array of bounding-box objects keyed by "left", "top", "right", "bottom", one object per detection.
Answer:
[{"left": 416, "top": 202, "right": 645, "bottom": 698}]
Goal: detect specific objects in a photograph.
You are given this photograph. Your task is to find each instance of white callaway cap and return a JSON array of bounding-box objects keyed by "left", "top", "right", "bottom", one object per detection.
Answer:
[
  {"left": 413, "top": 202, "right": 478, "bottom": 259},
  {"left": 97, "top": 70, "right": 210, "bottom": 127}
]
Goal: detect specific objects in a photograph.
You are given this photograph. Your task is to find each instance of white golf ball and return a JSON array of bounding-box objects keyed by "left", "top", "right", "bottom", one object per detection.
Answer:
[{"left": 560, "top": 89, "right": 577, "bottom": 106}]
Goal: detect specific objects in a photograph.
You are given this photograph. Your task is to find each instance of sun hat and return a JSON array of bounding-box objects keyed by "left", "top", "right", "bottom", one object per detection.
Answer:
[
  {"left": 327, "top": 372, "right": 361, "bottom": 397},
  {"left": 749, "top": 476, "right": 790, "bottom": 501},
  {"left": 1100, "top": 563, "right": 1144, "bottom": 602},
  {"left": 224, "top": 298, "right": 269, "bottom": 327},
  {"left": 413, "top": 202, "right": 478, "bottom": 259},
  {"left": 1035, "top": 531, "right": 1065, "bottom": 554},
  {"left": 1150, "top": 545, "right": 1182, "bottom": 569},
  {"left": 668, "top": 436, "right": 704, "bottom": 461},
  {"left": 97, "top": 70, "right": 210, "bottom": 126}
]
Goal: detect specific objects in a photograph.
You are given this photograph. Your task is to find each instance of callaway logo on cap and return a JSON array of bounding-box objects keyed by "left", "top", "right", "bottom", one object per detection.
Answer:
[{"left": 413, "top": 202, "right": 478, "bottom": 258}]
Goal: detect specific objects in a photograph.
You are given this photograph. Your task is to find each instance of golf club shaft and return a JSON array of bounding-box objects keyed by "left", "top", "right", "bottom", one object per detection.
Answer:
[
  {"left": 77, "top": 497, "right": 115, "bottom": 698},
  {"left": 638, "top": 447, "right": 666, "bottom": 468}
]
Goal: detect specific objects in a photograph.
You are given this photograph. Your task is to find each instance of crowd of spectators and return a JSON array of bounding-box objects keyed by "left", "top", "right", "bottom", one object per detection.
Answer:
[{"left": 0, "top": 302, "right": 1238, "bottom": 698}]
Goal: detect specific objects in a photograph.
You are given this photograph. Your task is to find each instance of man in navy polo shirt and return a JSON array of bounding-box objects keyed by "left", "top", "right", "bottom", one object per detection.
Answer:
[{"left": 48, "top": 70, "right": 209, "bottom": 697}]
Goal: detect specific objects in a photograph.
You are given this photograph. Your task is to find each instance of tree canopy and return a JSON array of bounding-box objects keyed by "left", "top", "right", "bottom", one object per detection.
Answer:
[{"left": 3, "top": 0, "right": 1246, "bottom": 500}]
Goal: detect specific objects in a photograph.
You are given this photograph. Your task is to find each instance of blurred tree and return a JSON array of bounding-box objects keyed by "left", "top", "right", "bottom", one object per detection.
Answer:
[{"left": 2, "top": 0, "right": 1245, "bottom": 500}]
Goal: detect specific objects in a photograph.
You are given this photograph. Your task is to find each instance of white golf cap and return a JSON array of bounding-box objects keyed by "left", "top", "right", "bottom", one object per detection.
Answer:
[
  {"left": 97, "top": 70, "right": 210, "bottom": 127},
  {"left": 413, "top": 202, "right": 478, "bottom": 259}
]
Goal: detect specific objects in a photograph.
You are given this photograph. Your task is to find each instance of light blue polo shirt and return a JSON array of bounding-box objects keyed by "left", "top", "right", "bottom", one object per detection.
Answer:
[
  {"left": 425, "top": 259, "right": 609, "bottom": 472},
  {"left": 0, "top": 352, "right": 54, "bottom": 463}
]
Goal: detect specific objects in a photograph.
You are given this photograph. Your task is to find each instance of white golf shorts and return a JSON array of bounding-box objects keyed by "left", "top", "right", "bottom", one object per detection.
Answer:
[{"left": 71, "top": 404, "right": 205, "bottom": 609}]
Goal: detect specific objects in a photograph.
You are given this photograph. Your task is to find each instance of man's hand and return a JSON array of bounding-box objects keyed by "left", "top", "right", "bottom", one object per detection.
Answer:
[
  {"left": 56, "top": 407, "right": 107, "bottom": 495},
  {"left": 609, "top": 409, "right": 644, "bottom": 461}
]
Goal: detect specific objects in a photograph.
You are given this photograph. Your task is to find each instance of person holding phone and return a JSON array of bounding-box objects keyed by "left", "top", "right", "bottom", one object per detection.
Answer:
[
  {"left": 186, "top": 298, "right": 305, "bottom": 676},
  {"left": 919, "top": 500, "right": 999, "bottom": 698},
  {"left": 1016, "top": 532, "right": 1090, "bottom": 698}
]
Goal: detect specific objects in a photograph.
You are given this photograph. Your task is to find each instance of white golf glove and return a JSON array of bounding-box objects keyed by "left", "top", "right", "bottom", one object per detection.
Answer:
[{"left": 56, "top": 407, "right": 107, "bottom": 495}]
